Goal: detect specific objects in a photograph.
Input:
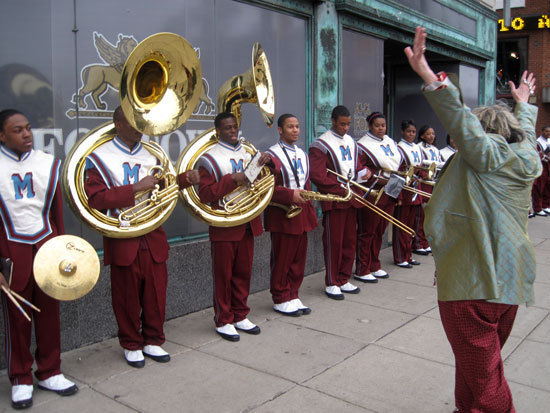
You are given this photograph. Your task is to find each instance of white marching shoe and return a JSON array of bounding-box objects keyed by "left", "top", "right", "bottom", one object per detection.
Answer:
[
  {"left": 354, "top": 273, "right": 378, "bottom": 283},
  {"left": 216, "top": 323, "right": 240, "bottom": 342},
  {"left": 325, "top": 285, "right": 344, "bottom": 300},
  {"left": 340, "top": 282, "right": 360, "bottom": 294},
  {"left": 124, "top": 349, "right": 145, "bottom": 368},
  {"left": 12, "top": 384, "right": 33, "bottom": 410},
  {"left": 143, "top": 344, "right": 171, "bottom": 363},
  {"left": 37, "top": 373, "right": 78, "bottom": 396},
  {"left": 234, "top": 318, "right": 261, "bottom": 335},
  {"left": 290, "top": 298, "right": 312, "bottom": 315},
  {"left": 273, "top": 301, "right": 301, "bottom": 316},
  {"left": 372, "top": 269, "right": 389, "bottom": 278}
]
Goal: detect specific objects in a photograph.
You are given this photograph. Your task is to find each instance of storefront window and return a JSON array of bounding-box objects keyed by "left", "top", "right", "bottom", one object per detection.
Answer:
[{"left": 496, "top": 38, "right": 527, "bottom": 96}]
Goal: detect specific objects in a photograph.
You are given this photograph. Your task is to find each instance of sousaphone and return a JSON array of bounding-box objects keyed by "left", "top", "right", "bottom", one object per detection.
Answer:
[
  {"left": 63, "top": 33, "right": 202, "bottom": 238},
  {"left": 176, "top": 43, "right": 275, "bottom": 227}
]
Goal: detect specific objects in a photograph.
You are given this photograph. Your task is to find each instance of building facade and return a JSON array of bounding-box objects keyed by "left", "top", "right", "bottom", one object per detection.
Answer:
[
  {"left": 496, "top": 0, "right": 550, "bottom": 132},
  {"left": 0, "top": 0, "right": 496, "bottom": 361}
]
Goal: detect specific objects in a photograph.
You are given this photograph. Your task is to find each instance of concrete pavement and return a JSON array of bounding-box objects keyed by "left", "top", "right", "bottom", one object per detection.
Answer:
[{"left": 1, "top": 218, "right": 549, "bottom": 412}]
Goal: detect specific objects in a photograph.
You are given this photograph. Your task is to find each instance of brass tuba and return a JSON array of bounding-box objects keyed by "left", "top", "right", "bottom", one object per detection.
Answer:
[
  {"left": 176, "top": 43, "right": 275, "bottom": 227},
  {"left": 63, "top": 33, "right": 202, "bottom": 238}
]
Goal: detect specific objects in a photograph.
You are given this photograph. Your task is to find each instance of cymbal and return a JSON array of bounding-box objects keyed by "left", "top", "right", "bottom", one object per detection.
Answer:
[{"left": 34, "top": 235, "right": 100, "bottom": 301}]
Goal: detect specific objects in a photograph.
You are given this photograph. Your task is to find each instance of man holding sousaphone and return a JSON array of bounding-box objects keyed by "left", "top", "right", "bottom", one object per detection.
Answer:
[
  {"left": 84, "top": 106, "right": 200, "bottom": 368},
  {"left": 0, "top": 109, "right": 78, "bottom": 410},
  {"left": 197, "top": 112, "right": 275, "bottom": 341}
]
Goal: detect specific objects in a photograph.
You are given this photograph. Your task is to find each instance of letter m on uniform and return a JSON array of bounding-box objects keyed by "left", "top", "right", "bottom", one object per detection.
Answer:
[
  {"left": 380, "top": 144, "right": 394, "bottom": 157},
  {"left": 123, "top": 163, "right": 141, "bottom": 185},
  {"left": 339, "top": 146, "right": 352, "bottom": 161},
  {"left": 12, "top": 173, "right": 35, "bottom": 199},
  {"left": 230, "top": 159, "right": 244, "bottom": 173},
  {"left": 292, "top": 159, "right": 304, "bottom": 174}
]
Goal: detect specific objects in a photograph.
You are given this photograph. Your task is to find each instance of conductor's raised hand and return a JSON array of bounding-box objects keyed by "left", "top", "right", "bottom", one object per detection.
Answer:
[
  {"left": 404, "top": 26, "right": 438, "bottom": 85},
  {"left": 510, "top": 70, "right": 536, "bottom": 104}
]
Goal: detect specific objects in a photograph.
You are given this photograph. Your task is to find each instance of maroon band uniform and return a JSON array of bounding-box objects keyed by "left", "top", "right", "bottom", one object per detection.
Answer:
[
  {"left": 309, "top": 130, "right": 364, "bottom": 287},
  {"left": 197, "top": 139, "right": 265, "bottom": 327},
  {"left": 265, "top": 141, "right": 317, "bottom": 304},
  {"left": 0, "top": 146, "right": 63, "bottom": 385}
]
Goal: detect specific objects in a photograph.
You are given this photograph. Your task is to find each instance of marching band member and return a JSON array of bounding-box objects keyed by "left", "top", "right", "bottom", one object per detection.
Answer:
[
  {"left": 355, "top": 112, "right": 402, "bottom": 281},
  {"left": 264, "top": 114, "right": 317, "bottom": 316},
  {"left": 536, "top": 125, "right": 550, "bottom": 216},
  {"left": 84, "top": 106, "right": 199, "bottom": 368},
  {"left": 412, "top": 124, "right": 442, "bottom": 255},
  {"left": 405, "top": 26, "right": 540, "bottom": 413},
  {"left": 197, "top": 112, "right": 273, "bottom": 341},
  {"left": 0, "top": 109, "right": 77, "bottom": 410},
  {"left": 439, "top": 134, "right": 457, "bottom": 163},
  {"left": 309, "top": 105, "right": 370, "bottom": 300},
  {"left": 393, "top": 120, "right": 423, "bottom": 268}
]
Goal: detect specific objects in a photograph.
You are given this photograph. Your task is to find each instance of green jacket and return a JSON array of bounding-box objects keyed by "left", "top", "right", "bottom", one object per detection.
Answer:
[{"left": 423, "top": 82, "right": 541, "bottom": 305}]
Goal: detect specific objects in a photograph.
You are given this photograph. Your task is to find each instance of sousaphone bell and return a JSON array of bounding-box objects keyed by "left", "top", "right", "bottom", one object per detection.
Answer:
[
  {"left": 63, "top": 33, "right": 203, "bottom": 238},
  {"left": 176, "top": 43, "right": 275, "bottom": 227}
]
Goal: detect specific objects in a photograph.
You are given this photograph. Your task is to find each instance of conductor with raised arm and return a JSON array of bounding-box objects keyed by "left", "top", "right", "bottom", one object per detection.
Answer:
[{"left": 405, "top": 27, "right": 540, "bottom": 413}]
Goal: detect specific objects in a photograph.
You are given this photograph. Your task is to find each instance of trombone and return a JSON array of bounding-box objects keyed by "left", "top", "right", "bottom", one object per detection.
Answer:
[
  {"left": 327, "top": 169, "right": 415, "bottom": 236},
  {"left": 414, "top": 162, "right": 437, "bottom": 180},
  {"left": 411, "top": 162, "right": 437, "bottom": 186},
  {"left": 373, "top": 167, "right": 432, "bottom": 199}
]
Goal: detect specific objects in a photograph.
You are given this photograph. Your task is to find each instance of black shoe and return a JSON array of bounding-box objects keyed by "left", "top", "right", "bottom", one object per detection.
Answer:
[
  {"left": 235, "top": 325, "right": 261, "bottom": 335},
  {"left": 298, "top": 307, "right": 312, "bottom": 315},
  {"left": 412, "top": 249, "right": 429, "bottom": 256},
  {"left": 325, "top": 287, "right": 345, "bottom": 300},
  {"left": 410, "top": 259, "right": 421, "bottom": 265},
  {"left": 126, "top": 359, "right": 145, "bottom": 368},
  {"left": 528, "top": 213, "right": 535, "bottom": 218},
  {"left": 12, "top": 398, "right": 32, "bottom": 410},
  {"left": 396, "top": 262, "right": 413, "bottom": 268},
  {"left": 217, "top": 331, "right": 240, "bottom": 342}
]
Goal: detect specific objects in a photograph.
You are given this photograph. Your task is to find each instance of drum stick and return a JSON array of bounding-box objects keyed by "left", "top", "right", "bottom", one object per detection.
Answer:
[
  {"left": 1, "top": 285, "right": 31, "bottom": 322},
  {"left": 8, "top": 290, "right": 41, "bottom": 313}
]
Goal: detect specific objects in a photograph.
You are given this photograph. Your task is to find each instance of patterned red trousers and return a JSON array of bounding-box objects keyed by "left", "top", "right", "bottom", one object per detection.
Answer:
[{"left": 438, "top": 300, "right": 517, "bottom": 413}]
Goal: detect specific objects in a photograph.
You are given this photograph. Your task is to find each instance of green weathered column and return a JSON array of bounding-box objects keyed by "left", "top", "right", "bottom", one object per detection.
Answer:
[{"left": 313, "top": 1, "right": 339, "bottom": 138}]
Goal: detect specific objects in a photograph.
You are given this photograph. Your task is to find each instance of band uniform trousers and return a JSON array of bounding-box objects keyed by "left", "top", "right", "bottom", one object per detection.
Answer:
[
  {"left": 412, "top": 183, "right": 432, "bottom": 250},
  {"left": 392, "top": 203, "right": 421, "bottom": 264},
  {"left": 211, "top": 228, "right": 255, "bottom": 327},
  {"left": 532, "top": 166, "right": 548, "bottom": 213},
  {"left": 2, "top": 256, "right": 61, "bottom": 385},
  {"left": 323, "top": 207, "right": 357, "bottom": 287},
  {"left": 356, "top": 193, "right": 395, "bottom": 275},
  {"left": 438, "top": 299, "right": 517, "bottom": 413},
  {"left": 270, "top": 232, "right": 308, "bottom": 304},
  {"left": 84, "top": 167, "right": 170, "bottom": 351},
  {"left": 110, "top": 239, "right": 168, "bottom": 350}
]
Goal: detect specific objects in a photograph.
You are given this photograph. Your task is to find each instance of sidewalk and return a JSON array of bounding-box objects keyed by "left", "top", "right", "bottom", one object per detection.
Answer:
[{"left": 1, "top": 218, "right": 549, "bottom": 412}]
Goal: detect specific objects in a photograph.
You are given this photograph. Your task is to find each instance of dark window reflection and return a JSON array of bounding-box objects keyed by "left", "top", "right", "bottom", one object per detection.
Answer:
[{"left": 496, "top": 38, "right": 527, "bottom": 96}]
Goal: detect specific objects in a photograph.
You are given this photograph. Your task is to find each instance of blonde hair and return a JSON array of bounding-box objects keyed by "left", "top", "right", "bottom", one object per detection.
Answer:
[{"left": 472, "top": 102, "right": 525, "bottom": 143}]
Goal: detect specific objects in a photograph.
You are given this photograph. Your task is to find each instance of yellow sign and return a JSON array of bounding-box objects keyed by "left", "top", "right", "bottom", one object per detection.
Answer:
[{"left": 499, "top": 14, "right": 550, "bottom": 32}]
